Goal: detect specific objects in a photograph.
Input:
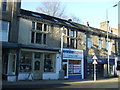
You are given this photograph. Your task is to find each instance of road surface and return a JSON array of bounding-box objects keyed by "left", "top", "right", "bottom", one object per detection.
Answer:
[{"left": 2, "top": 77, "right": 119, "bottom": 89}]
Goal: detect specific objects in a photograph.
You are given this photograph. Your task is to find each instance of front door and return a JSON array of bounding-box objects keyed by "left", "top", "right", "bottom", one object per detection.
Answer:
[
  {"left": 63, "top": 62, "right": 68, "bottom": 78},
  {"left": 33, "top": 53, "right": 42, "bottom": 80}
]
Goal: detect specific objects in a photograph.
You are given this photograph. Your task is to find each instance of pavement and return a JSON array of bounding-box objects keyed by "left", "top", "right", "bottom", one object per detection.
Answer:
[{"left": 2, "top": 77, "right": 120, "bottom": 89}]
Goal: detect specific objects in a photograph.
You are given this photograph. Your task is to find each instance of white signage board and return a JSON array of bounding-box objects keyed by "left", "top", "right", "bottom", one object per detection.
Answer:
[{"left": 63, "top": 49, "right": 83, "bottom": 60}]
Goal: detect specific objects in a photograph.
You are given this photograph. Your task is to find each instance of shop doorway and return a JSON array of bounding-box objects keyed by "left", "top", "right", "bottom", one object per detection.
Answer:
[
  {"left": 33, "top": 53, "right": 42, "bottom": 80},
  {"left": 63, "top": 62, "right": 68, "bottom": 78},
  {"left": 2, "top": 53, "right": 8, "bottom": 80}
]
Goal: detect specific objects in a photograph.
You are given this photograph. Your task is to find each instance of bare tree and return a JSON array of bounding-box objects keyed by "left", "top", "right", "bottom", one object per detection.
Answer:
[
  {"left": 36, "top": 0, "right": 67, "bottom": 18},
  {"left": 69, "top": 13, "right": 82, "bottom": 24}
]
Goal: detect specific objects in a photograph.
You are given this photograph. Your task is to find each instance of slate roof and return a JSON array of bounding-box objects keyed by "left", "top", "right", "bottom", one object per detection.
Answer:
[
  {"left": 20, "top": 9, "right": 79, "bottom": 28},
  {"left": 20, "top": 9, "right": 120, "bottom": 39}
]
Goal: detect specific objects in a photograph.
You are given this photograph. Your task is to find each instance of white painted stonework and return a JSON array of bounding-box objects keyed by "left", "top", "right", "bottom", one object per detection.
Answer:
[
  {"left": 43, "top": 73, "right": 59, "bottom": 80},
  {"left": 7, "top": 76, "right": 16, "bottom": 82},
  {"left": 18, "top": 73, "right": 33, "bottom": 80}
]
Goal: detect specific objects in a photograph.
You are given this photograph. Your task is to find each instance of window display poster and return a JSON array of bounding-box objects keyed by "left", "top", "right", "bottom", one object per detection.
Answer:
[
  {"left": 68, "top": 64, "right": 81, "bottom": 74},
  {"left": 73, "top": 65, "right": 81, "bottom": 74}
]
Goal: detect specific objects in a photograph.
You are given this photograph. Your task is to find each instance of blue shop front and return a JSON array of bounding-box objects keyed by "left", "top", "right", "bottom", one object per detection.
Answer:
[
  {"left": 62, "top": 48, "right": 84, "bottom": 79},
  {"left": 86, "top": 56, "right": 117, "bottom": 78}
]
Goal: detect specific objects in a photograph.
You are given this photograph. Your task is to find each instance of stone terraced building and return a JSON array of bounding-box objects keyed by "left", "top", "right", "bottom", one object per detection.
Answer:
[{"left": 1, "top": 0, "right": 120, "bottom": 81}]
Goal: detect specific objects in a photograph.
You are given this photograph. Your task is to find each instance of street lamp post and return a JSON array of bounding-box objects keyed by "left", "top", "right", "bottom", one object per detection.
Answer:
[
  {"left": 59, "top": 26, "right": 65, "bottom": 80},
  {"left": 106, "top": 4, "right": 117, "bottom": 76},
  {"left": 61, "top": 26, "right": 64, "bottom": 70}
]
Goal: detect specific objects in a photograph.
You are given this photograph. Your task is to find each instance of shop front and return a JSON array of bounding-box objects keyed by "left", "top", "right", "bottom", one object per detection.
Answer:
[
  {"left": 86, "top": 55, "right": 117, "bottom": 79},
  {"left": 2, "top": 42, "right": 19, "bottom": 81},
  {"left": 18, "top": 48, "right": 59, "bottom": 80},
  {"left": 62, "top": 49, "right": 84, "bottom": 79},
  {"left": 2, "top": 43, "right": 60, "bottom": 81}
]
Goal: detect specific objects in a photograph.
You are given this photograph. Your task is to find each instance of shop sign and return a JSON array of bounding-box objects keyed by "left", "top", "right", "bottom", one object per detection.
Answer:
[{"left": 63, "top": 49, "right": 83, "bottom": 60}]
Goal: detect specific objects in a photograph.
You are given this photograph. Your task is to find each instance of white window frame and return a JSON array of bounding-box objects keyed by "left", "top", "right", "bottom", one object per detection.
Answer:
[{"left": 31, "top": 21, "right": 47, "bottom": 44}]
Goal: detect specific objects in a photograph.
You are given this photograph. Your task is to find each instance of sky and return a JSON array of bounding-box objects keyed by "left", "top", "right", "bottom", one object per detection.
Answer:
[{"left": 21, "top": 0, "right": 119, "bottom": 29}]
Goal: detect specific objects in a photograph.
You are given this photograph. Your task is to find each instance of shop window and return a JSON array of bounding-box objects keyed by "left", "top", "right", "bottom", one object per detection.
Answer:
[
  {"left": 2, "top": 0, "right": 7, "bottom": 12},
  {"left": 68, "top": 60, "right": 81, "bottom": 75},
  {"left": 44, "top": 54, "right": 54, "bottom": 72},
  {"left": 20, "top": 52, "right": 32, "bottom": 72},
  {"left": 0, "top": 20, "right": 9, "bottom": 41}
]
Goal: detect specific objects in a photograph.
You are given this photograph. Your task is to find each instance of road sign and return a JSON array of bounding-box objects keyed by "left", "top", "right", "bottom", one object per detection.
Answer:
[
  {"left": 92, "top": 55, "right": 98, "bottom": 64},
  {"left": 92, "top": 54, "right": 98, "bottom": 81},
  {"left": 92, "top": 60, "right": 98, "bottom": 64},
  {"left": 92, "top": 55, "right": 98, "bottom": 60}
]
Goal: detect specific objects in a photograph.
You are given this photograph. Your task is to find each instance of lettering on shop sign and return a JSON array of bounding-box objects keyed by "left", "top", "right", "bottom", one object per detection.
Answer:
[{"left": 63, "top": 49, "right": 83, "bottom": 60}]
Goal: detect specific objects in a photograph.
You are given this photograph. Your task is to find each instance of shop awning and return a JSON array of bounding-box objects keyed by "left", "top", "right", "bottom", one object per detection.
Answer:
[
  {"left": 19, "top": 44, "right": 59, "bottom": 52},
  {"left": 2, "top": 42, "right": 18, "bottom": 48},
  {"left": 2, "top": 42, "right": 59, "bottom": 52}
]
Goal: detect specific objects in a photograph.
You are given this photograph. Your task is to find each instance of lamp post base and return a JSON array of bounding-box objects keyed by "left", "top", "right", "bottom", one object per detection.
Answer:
[{"left": 59, "top": 69, "right": 64, "bottom": 80}]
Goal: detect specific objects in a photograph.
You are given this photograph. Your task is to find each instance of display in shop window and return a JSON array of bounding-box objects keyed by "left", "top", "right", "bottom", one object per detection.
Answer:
[
  {"left": 20, "top": 52, "right": 32, "bottom": 72},
  {"left": 20, "top": 65, "right": 31, "bottom": 72},
  {"left": 44, "top": 54, "right": 54, "bottom": 72},
  {"left": 68, "top": 64, "right": 81, "bottom": 74},
  {"left": 44, "top": 59, "right": 53, "bottom": 72},
  {"left": 68, "top": 60, "right": 81, "bottom": 75}
]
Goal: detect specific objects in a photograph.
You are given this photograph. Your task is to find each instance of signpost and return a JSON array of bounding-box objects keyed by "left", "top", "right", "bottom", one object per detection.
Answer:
[{"left": 92, "top": 55, "right": 98, "bottom": 81}]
